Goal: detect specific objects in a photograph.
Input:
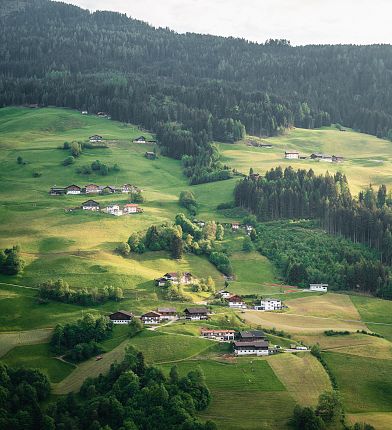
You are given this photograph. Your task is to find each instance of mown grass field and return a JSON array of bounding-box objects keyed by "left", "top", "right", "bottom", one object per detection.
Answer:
[
  {"left": 322, "top": 352, "right": 392, "bottom": 413},
  {"left": 0, "top": 327, "right": 52, "bottom": 357}
]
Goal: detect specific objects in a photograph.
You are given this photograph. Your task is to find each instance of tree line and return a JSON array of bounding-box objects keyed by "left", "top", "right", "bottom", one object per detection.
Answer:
[
  {"left": 234, "top": 168, "right": 392, "bottom": 297},
  {"left": 0, "top": 345, "right": 216, "bottom": 430}
]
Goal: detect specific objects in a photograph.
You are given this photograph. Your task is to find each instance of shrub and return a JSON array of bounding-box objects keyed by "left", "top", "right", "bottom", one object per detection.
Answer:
[{"left": 63, "top": 156, "right": 75, "bottom": 166}]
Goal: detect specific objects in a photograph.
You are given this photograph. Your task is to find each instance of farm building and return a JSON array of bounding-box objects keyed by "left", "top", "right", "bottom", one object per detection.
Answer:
[
  {"left": 105, "top": 205, "right": 122, "bottom": 216},
  {"left": 332, "top": 155, "right": 344, "bottom": 162},
  {"left": 66, "top": 184, "right": 82, "bottom": 195},
  {"left": 238, "top": 330, "right": 266, "bottom": 342},
  {"left": 121, "top": 184, "right": 138, "bottom": 193},
  {"left": 82, "top": 200, "right": 100, "bottom": 211},
  {"left": 284, "top": 150, "right": 299, "bottom": 159},
  {"left": 156, "top": 308, "right": 178, "bottom": 320},
  {"left": 309, "top": 283, "right": 328, "bottom": 292},
  {"left": 145, "top": 151, "right": 156, "bottom": 159},
  {"left": 254, "top": 298, "right": 283, "bottom": 311},
  {"left": 184, "top": 307, "right": 208, "bottom": 320},
  {"left": 50, "top": 186, "right": 66, "bottom": 195},
  {"left": 123, "top": 204, "right": 139, "bottom": 214},
  {"left": 232, "top": 222, "right": 240, "bottom": 231},
  {"left": 201, "top": 329, "right": 235, "bottom": 341},
  {"left": 133, "top": 136, "right": 146, "bottom": 143},
  {"left": 226, "top": 295, "right": 246, "bottom": 309},
  {"left": 109, "top": 310, "right": 133, "bottom": 324},
  {"left": 89, "top": 135, "right": 103, "bottom": 142},
  {"left": 156, "top": 272, "right": 193, "bottom": 286},
  {"left": 102, "top": 186, "right": 116, "bottom": 194},
  {"left": 217, "top": 289, "right": 232, "bottom": 299},
  {"left": 234, "top": 340, "right": 269, "bottom": 356},
  {"left": 310, "top": 153, "right": 333, "bottom": 162},
  {"left": 85, "top": 184, "right": 101, "bottom": 194},
  {"left": 141, "top": 311, "right": 162, "bottom": 325}
]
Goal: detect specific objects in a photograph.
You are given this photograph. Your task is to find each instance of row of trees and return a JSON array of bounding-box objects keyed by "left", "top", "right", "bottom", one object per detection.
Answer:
[
  {"left": 38, "top": 279, "right": 124, "bottom": 305},
  {"left": 0, "top": 245, "right": 25, "bottom": 276}
]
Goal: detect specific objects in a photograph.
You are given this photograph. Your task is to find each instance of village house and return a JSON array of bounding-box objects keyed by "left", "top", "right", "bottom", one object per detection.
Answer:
[
  {"left": 65, "top": 184, "right": 82, "bottom": 195},
  {"left": 156, "top": 272, "right": 193, "bottom": 287},
  {"left": 141, "top": 311, "right": 162, "bottom": 325},
  {"left": 133, "top": 136, "right": 146, "bottom": 143},
  {"left": 82, "top": 200, "right": 100, "bottom": 211},
  {"left": 121, "top": 184, "right": 138, "bottom": 193},
  {"left": 102, "top": 186, "right": 116, "bottom": 194},
  {"left": 232, "top": 222, "right": 240, "bottom": 231},
  {"left": 81, "top": 110, "right": 88, "bottom": 115},
  {"left": 238, "top": 330, "right": 267, "bottom": 342},
  {"left": 234, "top": 340, "right": 269, "bottom": 356},
  {"left": 226, "top": 295, "right": 246, "bottom": 309},
  {"left": 85, "top": 184, "right": 101, "bottom": 194},
  {"left": 201, "top": 329, "right": 235, "bottom": 341},
  {"left": 284, "top": 150, "right": 299, "bottom": 159},
  {"left": 309, "top": 283, "right": 328, "bottom": 292},
  {"left": 50, "top": 186, "right": 66, "bottom": 195},
  {"left": 123, "top": 204, "right": 139, "bottom": 214},
  {"left": 310, "top": 153, "right": 333, "bottom": 162},
  {"left": 106, "top": 204, "right": 123, "bottom": 216},
  {"left": 184, "top": 307, "right": 209, "bottom": 320},
  {"left": 218, "top": 289, "right": 232, "bottom": 299},
  {"left": 145, "top": 151, "right": 156, "bottom": 160},
  {"left": 89, "top": 135, "right": 103, "bottom": 143},
  {"left": 109, "top": 310, "right": 134, "bottom": 324},
  {"left": 245, "top": 225, "right": 253, "bottom": 235},
  {"left": 254, "top": 298, "right": 283, "bottom": 311},
  {"left": 157, "top": 307, "right": 178, "bottom": 320}
]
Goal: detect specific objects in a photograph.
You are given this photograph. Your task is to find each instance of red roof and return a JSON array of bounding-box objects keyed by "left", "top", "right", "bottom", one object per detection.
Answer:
[{"left": 124, "top": 204, "right": 138, "bottom": 207}]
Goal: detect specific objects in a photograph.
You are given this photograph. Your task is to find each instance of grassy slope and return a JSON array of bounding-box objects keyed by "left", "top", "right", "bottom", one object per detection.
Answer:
[{"left": 218, "top": 126, "right": 392, "bottom": 195}]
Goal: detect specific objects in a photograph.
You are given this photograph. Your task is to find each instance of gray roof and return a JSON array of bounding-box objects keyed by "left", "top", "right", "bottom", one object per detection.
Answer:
[
  {"left": 184, "top": 307, "right": 208, "bottom": 314},
  {"left": 234, "top": 340, "right": 269, "bottom": 348},
  {"left": 239, "top": 330, "right": 266, "bottom": 339}
]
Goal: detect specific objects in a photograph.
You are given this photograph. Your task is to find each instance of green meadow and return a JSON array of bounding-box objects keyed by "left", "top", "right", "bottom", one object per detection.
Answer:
[{"left": 2, "top": 107, "right": 392, "bottom": 429}]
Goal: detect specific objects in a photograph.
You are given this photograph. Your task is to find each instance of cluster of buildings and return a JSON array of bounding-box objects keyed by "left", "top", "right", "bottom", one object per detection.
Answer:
[
  {"left": 284, "top": 151, "right": 344, "bottom": 163},
  {"left": 217, "top": 290, "right": 284, "bottom": 311},
  {"left": 155, "top": 272, "right": 194, "bottom": 287},
  {"left": 81, "top": 200, "right": 141, "bottom": 215},
  {"left": 50, "top": 183, "right": 140, "bottom": 196}
]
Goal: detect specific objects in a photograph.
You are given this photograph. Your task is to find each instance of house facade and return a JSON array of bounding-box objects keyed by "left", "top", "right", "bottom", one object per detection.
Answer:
[
  {"left": 254, "top": 298, "right": 283, "bottom": 311},
  {"left": 66, "top": 185, "right": 82, "bottom": 195},
  {"left": 50, "top": 187, "right": 66, "bottom": 195},
  {"left": 123, "top": 204, "right": 139, "bottom": 214},
  {"left": 309, "top": 283, "right": 328, "bottom": 292},
  {"left": 232, "top": 222, "right": 240, "bottom": 231},
  {"left": 184, "top": 307, "right": 208, "bottom": 320},
  {"left": 102, "top": 186, "right": 116, "bottom": 194},
  {"left": 201, "top": 329, "right": 235, "bottom": 341},
  {"left": 82, "top": 200, "right": 100, "bottom": 211},
  {"left": 218, "top": 290, "right": 232, "bottom": 299},
  {"left": 121, "top": 184, "right": 138, "bottom": 193},
  {"left": 234, "top": 340, "right": 269, "bottom": 356},
  {"left": 109, "top": 310, "right": 133, "bottom": 324},
  {"left": 145, "top": 151, "right": 156, "bottom": 159},
  {"left": 284, "top": 151, "right": 299, "bottom": 159},
  {"left": 106, "top": 205, "right": 123, "bottom": 216},
  {"left": 133, "top": 136, "right": 146, "bottom": 143},
  {"left": 85, "top": 184, "right": 101, "bottom": 194},
  {"left": 227, "top": 295, "right": 246, "bottom": 309},
  {"left": 89, "top": 135, "right": 103, "bottom": 142},
  {"left": 157, "top": 307, "right": 178, "bottom": 320},
  {"left": 141, "top": 311, "right": 161, "bottom": 325}
]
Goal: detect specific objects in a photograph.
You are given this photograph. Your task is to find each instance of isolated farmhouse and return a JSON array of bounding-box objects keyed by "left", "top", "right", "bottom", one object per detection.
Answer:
[{"left": 109, "top": 310, "right": 134, "bottom": 324}]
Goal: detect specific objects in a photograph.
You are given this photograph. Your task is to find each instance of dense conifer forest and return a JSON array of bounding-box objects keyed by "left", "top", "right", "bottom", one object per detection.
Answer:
[
  {"left": 1, "top": 0, "right": 392, "bottom": 183},
  {"left": 235, "top": 168, "right": 392, "bottom": 297}
]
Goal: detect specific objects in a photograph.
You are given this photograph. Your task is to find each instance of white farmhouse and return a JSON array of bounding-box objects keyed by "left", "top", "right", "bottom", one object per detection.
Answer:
[
  {"left": 234, "top": 340, "right": 269, "bottom": 356},
  {"left": 284, "top": 150, "right": 299, "bottom": 159},
  {"left": 309, "top": 283, "right": 328, "bottom": 292},
  {"left": 218, "top": 289, "right": 232, "bottom": 299},
  {"left": 106, "top": 204, "right": 123, "bottom": 216},
  {"left": 254, "top": 298, "right": 283, "bottom": 311},
  {"left": 123, "top": 204, "right": 139, "bottom": 214},
  {"left": 227, "top": 295, "right": 246, "bottom": 309},
  {"left": 109, "top": 310, "right": 133, "bottom": 324}
]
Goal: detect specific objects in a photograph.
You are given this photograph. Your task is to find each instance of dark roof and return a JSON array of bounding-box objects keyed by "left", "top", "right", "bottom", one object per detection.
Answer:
[
  {"left": 184, "top": 307, "right": 208, "bottom": 314},
  {"left": 109, "top": 310, "right": 133, "bottom": 318},
  {"left": 85, "top": 183, "right": 99, "bottom": 187},
  {"left": 82, "top": 200, "right": 100, "bottom": 206},
  {"left": 157, "top": 307, "right": 177, "bottom": 313},
  {"left": 228, "top": 295, "right": 243, "bottom": 302},
  {"left": 135, "top": 136, "right": 146, "bottom": 140},
  {"left": 66, "top": 184, "right": 81, "bottom": 189},
  {"left": 239, "top": 330, "right": 266, "bottom": 339},
  {"left": 234, "top": 340, "right": 269, "bottom": 348},
  {"left": 142, "top": 311, "right": 161, "bottom": 318}
]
